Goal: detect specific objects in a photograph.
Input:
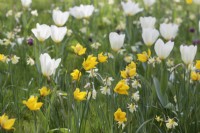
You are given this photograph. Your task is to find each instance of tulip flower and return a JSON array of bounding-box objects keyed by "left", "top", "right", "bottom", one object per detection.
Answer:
[
  {"left": 50, "top": 25, "right": 67, "bottom": 43},
  {"left": 39, "top": 53, "right": 61, "bottom": 77},
  {"left": 121, "top": 0, "right": 143, "bottom": 16},
  {"left": 32, "top": 23, "right": 51, "bottom": 42},
  {"left": 23, "top": 96, "right": 43, "bottom": 111},
  {"left": 140, "top": 16, "right": 156, "bottom": 29},
  {"left": 180, "top": 45, "right": 197, "bottom": 65},
  {"left": 143, "top": 0, "right": 156, "bottom": 7},
  {"left": 194, "top": 0, "right": 200, "bottom": 4},
  {"left": 142, "top": 28, "right": 159, "bottom": 47},
  {"left": 52, "top": 9, "right": 69, "bottom": 26},
  {"left": 21, "top": 0, "right": 32, "bottom": 8},
  {"left": 160, "top": 23, "right": 179, "bottom": 40},
  {"left": 0, "top": 114, "right": 15, "bottom": 130},
  {"left": 109, "top": 32, "right": 125, "bottom": 51},
  {"left": 69, "top": 5, "right": 94, "bottom": 19},
  {"left": 154, "top": 39, "right": 174, "bottom": 59},
  {"left": 73, "top": 88, "right": 87, "bottom": 101}
]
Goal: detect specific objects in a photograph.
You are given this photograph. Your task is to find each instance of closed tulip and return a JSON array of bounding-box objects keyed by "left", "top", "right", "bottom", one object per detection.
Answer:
[
  {"left": 52, "top": 10, "right": 69, "bottom": 26},
  {"left": 143, "top": 0, "right": 156, "bottom": 7},
  {"left": 154, "top": 39, "right": 174, "bottom": 59},
  {"left": 180, "top": 45, "right": 197, "bottom": 65},
  {"left": 39, "top": 53, "right": 61, "bottom": 77},
  {"left": 109, "top": 32, "right": 125, "bottom": 51},
  {"left": 160, "top": 23, "right": 179, "bottom": 40},
  {"left": 69, "top": 5, "right": 94, "bottom": 19},
  {"left": 32, "top": 23, "right": 51, "bottom": 42},
  {"left": 142, "top": 28, "right": 159, "bottom": 47},
  {"left": 121, "top": 0, "right": 143, "bottom": 16},
  {"left": 21, "top": 0, "right": 32, "bottom": 8},
  {"left": 140, "top": 16, "right": 156, "bottom": 29},
  {"left": 50, "top": 25, "right": 67, "bottom": 43}
]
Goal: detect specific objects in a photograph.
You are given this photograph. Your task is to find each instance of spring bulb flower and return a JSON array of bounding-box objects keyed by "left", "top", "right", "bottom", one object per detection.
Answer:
[
  {"left": 50, "top": 25, "right": 67, "bottom": 43},
  {"left": 32, "top": 23, "right": 51, "bottom": 42},
  {"left": 21, "top": 0, "right": 32, "bottom": 8},
  {"left": 180, "top": 45, "right": 197, "bottom": 65},
  {"left": 0, "top": 114, "right": 15, "bottom": 130},
  {"left": 69, "top": 5, "right": 94, "bottom": 19},
  {"left": 73, "top": 88, "right": 87, "bottom": 101},
  {"left": 109, "top": 32, "right": 125, "bottom": 51},
  {"left": 114, "top": 108, "right": 127, "bottom": 123},
  {"left": 160, "top": 23, "right": 179, "bottom": 40},
  {"left": 82, "top": 55, "right": 98, "bottom": 71},
  {"left": 121, "top": 0, "right": 143, "bottom": 16},
  {"left": 52, "top": 9, "right": 69, "bottom": 26},
  {"left": 114, "top": 80, "right": 129, "bottom": 95},
  {"left": 39, "top": 86, "right": 51, "bottom": 97},
  {"left": 23, "top": 96, "right": 43, "bottom": 111},
  {"left": 140, "top": 16, "right": 156, "bottom": 29},
  {"left": 142, "top": 28, "right": 159, "bottom": 47}
]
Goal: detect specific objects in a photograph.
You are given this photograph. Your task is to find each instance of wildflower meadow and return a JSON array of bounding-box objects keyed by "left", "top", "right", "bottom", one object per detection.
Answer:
[{"left": 0, "top": 0, "right": 200, "bottom": 132}]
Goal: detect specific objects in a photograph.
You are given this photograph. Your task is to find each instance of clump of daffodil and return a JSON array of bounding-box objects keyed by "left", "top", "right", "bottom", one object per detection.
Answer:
[
  {"left": 70, "top": 69, "right": 82, "bottom": 80},
  {"left": 71, "top": 43, "right": 86, "bottom": 56},
  {"left": 137, "top": 49, "right": 151, "bottom": 62},
  {"left": 186, "top": 0, "right": 192, "bottom": 4},
  {"left": 0, "top": 114, "right": 15, "bottom": 130},
  {"left": 165, "top": 118, "right": 178, "bottom": 129},
  {"left": 114, "top": 80, "right": 129, "bottom": 95},
  {"left": 82, "top": 55, "right": 98, "bottom": 71},
  {"left": 98, "top": 52, "right": 108, "bottom": 63},
  {"left": 121, "top": 61, "right": 137, "bottom": 79},
  {"left": 73, "top": 88, "right": 87, "bottom": 101},
  {"left": 23, "top": 96, "right": 43, "bottom": 111},
  {"left": 39, "top": 86, "right": 51, "bottom": 97},
  {"left": 190, "top": 71, "right": 200, "bottom": 81},
  {"left": 114, "top": 108, "right": 127, "bottom": 123}
]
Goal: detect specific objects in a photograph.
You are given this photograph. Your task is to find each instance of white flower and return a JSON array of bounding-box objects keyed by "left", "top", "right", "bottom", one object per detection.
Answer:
[
  {"left": 131, "top": 80, "right": 141, "bottom": 89},
  {"left": 154, "top": 39, "right": 174, "bottom": 59},
  {"left": 11, "top": 55, "right": 20, "bottom": 64},
  {"left": 132, "top": 91, "right": 140, "bottom": 102},
  {"left": 92, "top": 89, "right": 97, "bottom": 99},
  {"left": 143, "top": 0, "right": 156, "bottom": 7},
  {"left": 180, "top": 45, "right": 197, "bottom": 65},
  {"left": 166, "top": 118, "right": 178, "bottom": 129},
  {"left": 50, "top": 25, "right": 67, "bottom": 43},
  {"left": 100, "top": 86, "right": 111, "bottom": 95},
  {"left": 27, "top": 57, "right": 35, "bottom": 66},
  {"left": 21, "top": 0, "right": 32, "bottom": 8},
  {"left": 121, "top": 0, "right": 143, "bottom": 16},
  {"left": 103, "top": 77, "right": 114, "bottom": 86},
  {"left": 32, "top": 23, "right": 51, "bottom": 42},
  {"left": 53, "top": 9, "right": 69, "bottom": 26},
  {"left": 199, "top": 20, "right": 200, "bottom": 33},
  {"left": 127, "top": 103, "right": 138, "bottom": 113},
  {"left": 140, "top": 16, "right": 156, "bottom": 29},
  {"left": 194, "top": 0, "right": 200, "bottom": 4},
  {"left": 16, "top": 37, "right": 24, "bottom": 45},
  {"left": 109, "top": 32, "right": 125, "bottom": 51},
  {"left": 39, "top": 53, "right": 61, "bottom": 77},
  {"left": 31, "top": 10, "right": 38, "bottom": 16},
  {"left": 91, "top": 42, "right": 101, "bottom": 49},
  {"left": 124, "top": 55, "right": 133, "bottom": 63},
  {"left": 86, "top": 69, "right": 98, "bottom": 77},
  {"left": 69, "top": 5, "right": 94, "bottom": 19},
  {"left": 142, "top": 28, "right": 159, "bottom": 46},
  {"left": 160, "top": 23, "right": 179, "bottom": 40}
]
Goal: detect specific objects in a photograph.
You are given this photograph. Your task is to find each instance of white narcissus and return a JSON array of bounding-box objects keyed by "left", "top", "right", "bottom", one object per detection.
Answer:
[
  {"left": 109, "top": 32, "right": 125, "bottom": 51},
  {"left": 69, "top": 5, "right": 94, "bottom": 19},
  {"left": 154, "top": 39, "right": 174, "bottom": 59},
  {"left": 160, "top": 23, "right": 179, "bottom": 40},
  {"left": 50, "top": 25, "right": 67, "bottom": 43},
  {"left": 32, "top": 23, "right": 51, "bottom": 42},
  {"left": 40, "top": 53, "right": 61, "bottom": 78},
  {"left": 140, "top": 16, "right": 156, "bottom": 29},
  {"left": 121, "top": 0, "right": 143, "bottom": 16},
  {"left": 143, "top": 0, "right": 156, "bottom": 7},
  {"left": 52, "top": 10, "right": 69, "bottom": 26},
  {"left": 180, "top": 45, "right": 197, "bottom": 65},
  {"left": 142, "top": 28, "right": 159, "bottom": 47},
  {"left": 21, "top": 0, "right": 32, "bottom": 8}
]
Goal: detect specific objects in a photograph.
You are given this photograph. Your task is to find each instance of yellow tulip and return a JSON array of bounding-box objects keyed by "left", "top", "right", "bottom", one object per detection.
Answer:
[
  {"left": 186, "top": 0, "right": 192, "bottom": 4},
  {"left": 39, "top": 86, "right": 51, "bottom": 97},
  {"left": 0, "top": 114, "right": 15, "bottom": 130},
  {"left": 23, "top": 96, "right": 43, "bottom": 111},
  {"left": 114, "top": 80, "right": 129, "bottom": 95},
  {"left": 71, "top": 43, "right": 86, "bottom": 56},
  {"left": 73, "top": 88, "right": 87, "bottom": 101}
]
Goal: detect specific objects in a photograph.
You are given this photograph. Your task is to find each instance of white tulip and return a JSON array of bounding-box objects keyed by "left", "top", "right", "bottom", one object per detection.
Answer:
[
  {"left": 143, "top": 0, "right": 156, "bottom": 7},
  {"left": 180, "top": 45, "right": 197, "bottom": 65},
  {"left": 32, "top": 23, "right": 51, "bottom": 42},
  {"left": 51, "top": 25, "right": 67, "bottom": 43},
  {"left": 154, "top": 39, "right": 174, "bottom": 59},
  {"left": 21, "top": 0, "right": 32, "bottom": 8},
  {"left": 53, "top": 10, "right": 69, "bottom": 26},
  {"left": 69, "top": 5, "right": 94, "bottom": 19},
  {"left": 160, "top": 23, "right": 179, "bottom": 40},
  {"left": 199, "top": 20, "right": 200, "bottom": 33},
  {"left": 40, "top": 53, "right": 61, "bottom": 77},
  {"left": 140, "top": 16, "right": 156, "bottom": 29},
  {"left": 109, "top": 32, "right": 125, "bottom": 51},
  {"left": 142, "top": 28, "right": 159, "bottom": 46},
  {"left": 121, "top": 0, "right": 143, "bottom": 16},
  {"left": 194, "top": 0, "right": 200, "bottom": 4}
]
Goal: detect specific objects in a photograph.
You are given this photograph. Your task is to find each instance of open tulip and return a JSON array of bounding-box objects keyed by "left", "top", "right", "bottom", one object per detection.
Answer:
[
  {"left": 109, "top": 32, "right": 125, "bottom": 51},
  {"left": 0, "top": 114, "right": 15, "bottom": 130},
  {"left": 121, "top": 0, "right": 143, "bottom": 16},
  {"left": 160, "top": 23, "right": 179, "bottom": 40},
  {"left": 180, "top": 45, "right": 197, "bottom": 65},
  {"left": 140, "top": 16, "right": 156, "bottom": 29},
  {"left": 142, "top": 28, "right": 159, "bottom": 47},
  {"left": 53, "top": 9, "right": 69, "bottom": 26},
  {"left": 69, "top": 5, "right": 94, "bottom": 19},
  {"left": 21, "top": 0, "right": 32, "bottom": 8},
  {"left": 50, "top": 25, "right": 67, "bottom": 43},
  {"left": 154, "top": 39, "right": 174, "bottom": 59},
  {"left": 32, "top": 23, "right": 51, "bottom": 42},
  {"left": 143, "top": 0, "right": 156, "bottom": 7}
]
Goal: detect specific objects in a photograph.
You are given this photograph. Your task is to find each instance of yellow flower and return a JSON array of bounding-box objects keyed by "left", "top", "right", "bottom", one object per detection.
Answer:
[
  {"left": 191, "top": 71, "right": 200, "bottom": 81},
  {"left": 73, "top": 88, "right": 87, "bottom": 101},
  {"left": 166, "top": 118, "right": 178, "bottom": 129},
  {"left": 155, "top": 115, "right": 163, "bottom": 122},
  {"left": 39, "top": 86, "right": 51, "bottom": 97},
  {"left": 70, "top": 69, "right": 82, "bottom": 80},
  {"left": 195, "top": 60, "right": 200, "bottom": 69},
  {"left": 114, "top": 80, "right": 129, "bottom": 95},
  {"left": 82, "top": 55, "right": 98, "bottom": 71},
  {"left": 0, "top": 114, "right": 15, "bottom": 130},
  {"left": 186, "top": 0, "right": 192, "bottom": 4},
  {"left": 98, "top": 52, "right": 108, "bottom": 63},
  {"left": 71, "top": 43, "right": 86, "bottom": 56},
  {"left": 114, "top": 108, "right": 127, "bottom": 123},
  {"left": 0, "top": 54, "right": 6, "bottom": 62},
  {"left": 121, "top": 61, "right": 136, "bottom": 79},
  {"left": 23, "top": 96, "right": 43, "bottom": 111},
  {"left": 137, "top": 51, "right": 148, "bottom": 62}
]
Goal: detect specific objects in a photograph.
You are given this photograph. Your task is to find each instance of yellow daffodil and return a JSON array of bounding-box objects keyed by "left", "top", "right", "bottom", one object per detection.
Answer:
[
  {"left": 70, "top": 69, "right": 82, "bottom": 80},
  {"left": 39, "top": 86, "right": 51, "bottom": 97},
  {"left": 137, "top": 51, "right": 148, "bottom": 62},
  {"left": 73, "top": 88, "right": 87, "bottom": 101},
  {"left": 98, "top": 52, "right": 108, "bottom": 63},
  {"left": 0, "top": 54, "right": 6, "bottom": 62},
  {"left": 82, "top": 55, "right": 98, "bottom": 71},
  {"left": 114, "top": 80, "right": 129, "bottom": 95},
  {"left": 121, "top": 61, "right": 136, "bottom": 79},
  {"left": 155, "top": 115, "right": 163, "bottom": 122},
  {"left": 71, "top": 43, "right": 86, "bottom": 56},
  {"left": 0, "top": 114, "right": 15, "bottom": 130},
  {"left": 23, "top": 96, "right": 43, "bottom": 111},
  {"left": 114, "top": 108, "right": 127, "bottom": 123},
  {"left": 166, "top": 118, "right": 178, "bottom": 129},
  {"left": 195, "top": 60, "right": 200, "bottom": 69},
  {"left": 186, "top": 0, "right": 192, "bottom": 4},
  {"left": 191, "top": 71, "right": 200, "bottom": 81}
]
